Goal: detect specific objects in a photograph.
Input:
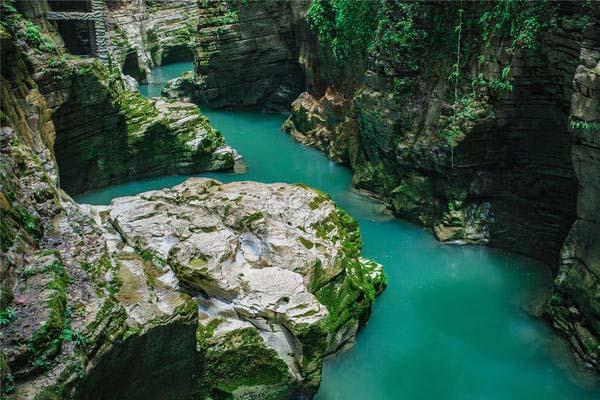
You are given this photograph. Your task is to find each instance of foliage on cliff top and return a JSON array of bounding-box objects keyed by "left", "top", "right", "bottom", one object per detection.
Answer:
[
  {"left": 479, "top": 0, "right": 551, "bottom": 54},
  {"left": 0, "top": 0, "right": 57, "bottom": 53},
  {"left": 306, "top": 0, "right": 378, "bottom": 65}
]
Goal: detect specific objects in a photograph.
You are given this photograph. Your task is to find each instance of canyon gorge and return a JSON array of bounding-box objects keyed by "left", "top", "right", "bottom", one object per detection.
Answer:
[{"left": 1, "top": 0, "right": 599, "bottom": 399}]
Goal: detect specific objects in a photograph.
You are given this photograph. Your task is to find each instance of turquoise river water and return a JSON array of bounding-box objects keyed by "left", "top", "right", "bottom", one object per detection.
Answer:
[{"left": 76, "top": 62, "right": 600, "bottom": 399}]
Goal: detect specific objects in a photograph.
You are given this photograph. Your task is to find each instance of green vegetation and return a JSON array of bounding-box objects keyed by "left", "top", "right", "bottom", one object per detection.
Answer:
[
  {"left": 206, "top": 11, "right": 238, "bottom": 28},
  {"left": 370, "top": 2, "right": 426, "bottom": 71},
  {"left": 298, "top": 236, "right": 315, "bottom": 249},
  {"left": 202, "top": 327, "right": 290, "bottom": 393},
  {"left": 0, "top": 192, "right": 44, "bottom": 252},
  {"left": 438, "top": 95, "right": 492, "bottom": 147},
  {"left": 80, "top": 253, "right": 122, "bottom": 295},
  {"left": 174, "top": 21, "right": 196, "bottom": 48},
  {"left": 308, "top": 189, "right": 330, "bottom": 210},
  {"left": 0, "top": 307, "right": 16, "bottom": 327},
  {"left": 0, "top": 3, "right": 57, "bottom": 53},
  {"left": 306, "top": 0, "right": 378, "bottom": 65},
  {"left": 307, "top": 0, "right": 555, "bottom": 152},
  {"left": 315, "top": 256, "right": 384, "bottom": 333},
  {"left": 479, "top": 0, "right": 550, "bottom": 54},
  {"left": 240, "top": 211, "right": 264, "bottom": 229},
  {"left": 24, "top": 259, "right": 71, "bottom": 373},
  {"left": 569, "top": 118, "right": 600, "bottom": 133}
]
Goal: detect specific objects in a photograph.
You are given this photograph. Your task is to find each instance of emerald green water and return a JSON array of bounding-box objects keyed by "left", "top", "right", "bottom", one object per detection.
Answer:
[{"left": 76, "top": 64, "right": 600, "bottom": 399}]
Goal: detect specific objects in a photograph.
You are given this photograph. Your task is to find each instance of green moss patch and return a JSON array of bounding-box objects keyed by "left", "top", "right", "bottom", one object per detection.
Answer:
[{"left": 203, "top": 327, "right": 290, "bottom": 393}]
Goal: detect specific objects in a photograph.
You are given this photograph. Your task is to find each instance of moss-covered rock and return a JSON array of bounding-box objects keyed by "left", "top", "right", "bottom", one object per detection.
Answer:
[
  {"left": 106, "top": 178, "right": 386, "bottom": 397},
  {"left": 161, "top": 71, "right": 203, "bottom": 104}
]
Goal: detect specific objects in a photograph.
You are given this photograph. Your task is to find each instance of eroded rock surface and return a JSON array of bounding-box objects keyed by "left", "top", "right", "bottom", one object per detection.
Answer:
[
  {"left": 195, "top": 0, "right": 308, "bottom": 111},
  {"left": 105, "top": 0, "right": 200, "bottom": 79},
  {"left": 1, "top": 6, "right": 235, "bottom": 196}
]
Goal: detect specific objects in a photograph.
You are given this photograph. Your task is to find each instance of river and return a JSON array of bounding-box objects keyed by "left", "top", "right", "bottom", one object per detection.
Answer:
[{"left": 76, "top": 62, "right": 600, "bottom": 399}]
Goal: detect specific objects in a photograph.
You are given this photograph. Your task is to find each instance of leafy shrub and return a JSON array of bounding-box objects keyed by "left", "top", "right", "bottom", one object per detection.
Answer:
[
  {"left": 479, "top": 0, "right": 550, "bottom": 54},
  {"left": 569, "top": 118, "right": 600, "bottom": 133},
  {"left": 0, "top": 307, "right": 16, "bottom": 326},
  {"left": 22, "top": 19, "right": 42, "bottom": 45}
]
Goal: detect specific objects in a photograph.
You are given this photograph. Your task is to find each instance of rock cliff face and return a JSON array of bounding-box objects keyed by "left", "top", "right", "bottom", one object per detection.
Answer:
[
  {"left": 282, "top": 0, "right": 600, "bottom": 373},
  {"left": 104, "top": 0, "right": 199, "bottom": 80},
  {"left": 287, "top": 2, "right": 592, "bottom": 265},
  {"left": 548, "top": 8, "right": 600, "bottom": 373},
  {"left": 194, "top": 0, "right": 311, "bottom": 111},
  {"left": 0, "top": 6, "right": 385, "bottom": 399},
  {"left": 39, "top": 59, "right": 234, "bottom": 196},
  {"left": 6, "top": 3, "right": 235, "bottom": 196}
]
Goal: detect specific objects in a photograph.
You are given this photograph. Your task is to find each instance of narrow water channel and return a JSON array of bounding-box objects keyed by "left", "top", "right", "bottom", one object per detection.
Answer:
[{"left": 75, "top": 63, "right": 600, "bottom": 399}]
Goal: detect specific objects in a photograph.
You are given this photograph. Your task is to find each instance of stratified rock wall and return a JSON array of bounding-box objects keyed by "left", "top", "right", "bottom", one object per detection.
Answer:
[
  {"left": 549, "top": 5, "right": 600, "bottom": 373},
  {"left": 195, "top": 0, "right": 309, "bottom": 111},
  {"left": 33, "top": 59, "right": 234, "bottom": 195},
  {"left": 4, "top": 5, "right": 235, "bottom": 196},
  {"left": 285, "top": 2, "right": 590, "bottom": 266},
  {"left": 283, "top": 0, "right": 600, "bottom": 374},
  {"left": 105, "top": 0, "right": 199, "bottom": 80}
]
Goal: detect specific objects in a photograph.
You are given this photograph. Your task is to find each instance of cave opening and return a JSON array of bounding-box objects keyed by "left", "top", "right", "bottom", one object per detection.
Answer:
[
  {"left": 56, "top": 20, "right": 96, "bottom": 56},
  {"left": 122, "top": 50, "right": 147, "bottom": 83},
  {"left": 159, "top": 44, "right": 195, "bottom": 66}
]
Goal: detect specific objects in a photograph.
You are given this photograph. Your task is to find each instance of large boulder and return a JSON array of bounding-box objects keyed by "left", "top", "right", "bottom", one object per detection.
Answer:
[{"left": 103, "top": 178, "right": 386, "bottom": 397}]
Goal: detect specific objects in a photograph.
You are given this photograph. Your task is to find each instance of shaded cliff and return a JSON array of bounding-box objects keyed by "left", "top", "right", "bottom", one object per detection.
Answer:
[
  {"left": 287, "top": 1, "right": 591, "bottom": 265},
  {"left": 193, "top": 0, "right": 306, "bottom": 111},
  {"left": 6, "top": 1, "right": 235, "bottom": 196},
  {"left": 548, "top": 8, "right": 600, "bottom": 373}
]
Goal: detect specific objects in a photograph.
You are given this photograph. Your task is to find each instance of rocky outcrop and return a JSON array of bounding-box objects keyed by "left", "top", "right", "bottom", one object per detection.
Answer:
[
  {"left": 41, "top": 59, "right": 234, "bottom": 196},
  {"left": 161, "top": 70, "right": 203, "bottom": 103},
  {"left": 40, "top": 58, "right": 235, "bottom": 195},
  {"left": 548, "top": 7, "right": 600, "bottom": 373},
  {"left": 1, "top": 161, "right": 384, "bottom": 398},
  {"left": 284, "top": 88, "right": 360, "bottom": 166},
  {"left": 104, "top": 0, "right": 199, "bottom": 80},
  {"left": 1, "top": 5, "right": 235, "bottom": 196},
  {"left": 95, "top": 178, "right": 384, "bottom": 398}
]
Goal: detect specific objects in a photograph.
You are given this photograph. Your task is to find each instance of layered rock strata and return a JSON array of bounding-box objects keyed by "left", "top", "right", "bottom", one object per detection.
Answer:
[
  {"left": 104, "top": 0, "right": 200, "bottom": 80},
  {"left": 4, "top": 4, "right": 235, "bottom": 196},
  {"left": 286, "top": 2, "right": 591, "bottom": 265},
  {"left": 548, "top": 8, "right": 600, "bottom": 373},
  {"left": 194, "top": 0, "right": 309, "bottom": 111}
]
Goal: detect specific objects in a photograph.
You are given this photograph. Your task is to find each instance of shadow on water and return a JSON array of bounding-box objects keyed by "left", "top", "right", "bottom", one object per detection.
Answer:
[{"left": 75, "top": 63, "right": 600, "bottom": 400}]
